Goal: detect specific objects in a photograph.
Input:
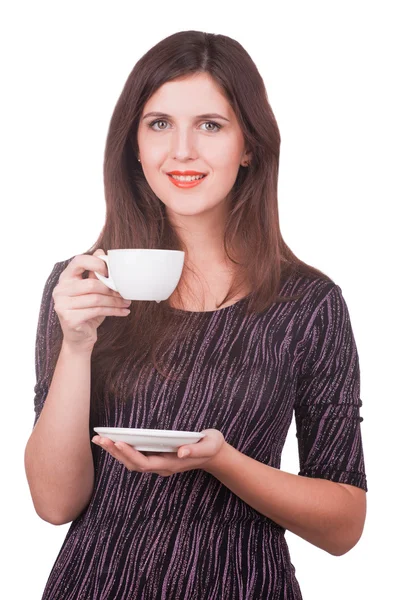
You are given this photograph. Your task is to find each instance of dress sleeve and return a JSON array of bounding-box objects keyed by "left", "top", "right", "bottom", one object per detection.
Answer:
[
  {"left": 32, "top": 261, "right": 66, "bottom": 429},
  {"left": 294, "top": 284, "right": 368, "bottom": 492}
]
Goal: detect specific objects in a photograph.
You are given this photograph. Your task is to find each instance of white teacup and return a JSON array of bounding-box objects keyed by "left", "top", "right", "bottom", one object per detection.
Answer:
[{"left": 94, "top": 249, "right": 185, "bottom": 302}]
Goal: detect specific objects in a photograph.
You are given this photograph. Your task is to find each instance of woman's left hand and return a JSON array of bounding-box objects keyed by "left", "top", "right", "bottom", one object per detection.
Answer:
[{"left": 91, "top": 429, "right": 225, "bottom": 476}]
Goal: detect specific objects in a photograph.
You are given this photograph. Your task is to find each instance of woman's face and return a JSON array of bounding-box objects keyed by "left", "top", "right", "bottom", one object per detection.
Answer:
[{"left": 137, "top": 72, "right": 250, "bottom": 222}]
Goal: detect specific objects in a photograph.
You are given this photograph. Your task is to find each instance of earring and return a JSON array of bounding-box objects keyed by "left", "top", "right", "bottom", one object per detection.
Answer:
[{"left": 138, "top": 158, "right": 141, "bottom": 163}]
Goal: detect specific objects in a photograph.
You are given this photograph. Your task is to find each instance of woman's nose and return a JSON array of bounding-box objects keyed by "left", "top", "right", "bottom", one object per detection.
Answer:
[{"left": 170, "top": 129, "right": 197, "bottom": 161}]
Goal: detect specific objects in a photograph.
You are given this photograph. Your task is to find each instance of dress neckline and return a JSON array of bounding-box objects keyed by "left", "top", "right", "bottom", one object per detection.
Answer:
[{"left": 168, "top": 293, "right": 252, "bottom": 315}]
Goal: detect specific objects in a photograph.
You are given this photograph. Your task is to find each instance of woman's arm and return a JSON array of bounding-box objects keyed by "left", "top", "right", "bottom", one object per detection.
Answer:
[
  {"left": 25, "top": 341, "right": 95, "bottom": 525},
  {"left": 203, "top": 442, "right": 366, "bottom": 557}
]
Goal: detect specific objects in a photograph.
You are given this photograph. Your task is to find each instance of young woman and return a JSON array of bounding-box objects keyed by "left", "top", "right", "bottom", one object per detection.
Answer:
[{"left": 25, "top": 30, "right": 367, "bottom": 599}]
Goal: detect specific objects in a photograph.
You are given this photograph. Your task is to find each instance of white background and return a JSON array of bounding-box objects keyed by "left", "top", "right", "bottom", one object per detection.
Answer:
[{"left": 2, "top": 1, "right": 398, "bottom": 598}]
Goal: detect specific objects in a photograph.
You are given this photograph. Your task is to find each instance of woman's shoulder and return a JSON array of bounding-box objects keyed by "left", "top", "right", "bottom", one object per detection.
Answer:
[{"left": 283, "top": 269, "right": 339, "bottom": 309}]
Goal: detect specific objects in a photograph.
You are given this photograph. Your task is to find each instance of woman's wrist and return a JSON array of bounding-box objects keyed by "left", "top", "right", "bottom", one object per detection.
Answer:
[
  {"left": 61, "top": 339, "right": 94, "bottom": 357},
  {"left": 203, "top": 440, "right": 233, "bottom": 475}
]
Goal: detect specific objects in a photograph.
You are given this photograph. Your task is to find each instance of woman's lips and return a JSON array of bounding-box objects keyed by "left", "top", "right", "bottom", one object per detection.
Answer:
[{"left": 166, "top": 174, "right": 208, "bottom": 188}]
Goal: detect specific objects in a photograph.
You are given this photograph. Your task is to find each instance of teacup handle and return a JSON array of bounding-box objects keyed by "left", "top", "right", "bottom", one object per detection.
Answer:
[{"left": 93, "top": 255, "right": 118, "bottom": 292}]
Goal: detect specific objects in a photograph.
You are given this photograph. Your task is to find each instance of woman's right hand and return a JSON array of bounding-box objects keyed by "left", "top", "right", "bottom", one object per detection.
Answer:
[{"left": 52, "top": 249, "right": 132, "bottom": 352}]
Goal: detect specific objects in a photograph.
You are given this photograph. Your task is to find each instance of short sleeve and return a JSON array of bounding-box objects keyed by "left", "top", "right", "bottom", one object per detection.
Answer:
[
  {"left": 32, "top": 261, "right": 66, "bottom": 429},
  {"left": 294, "top": 284, "right": 368, "bottom": 492}
]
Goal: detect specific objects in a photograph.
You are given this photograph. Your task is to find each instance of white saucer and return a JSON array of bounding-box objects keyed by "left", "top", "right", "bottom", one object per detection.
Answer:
[{"left": 93, "top": 427, "right": 205, "bottom": 452}]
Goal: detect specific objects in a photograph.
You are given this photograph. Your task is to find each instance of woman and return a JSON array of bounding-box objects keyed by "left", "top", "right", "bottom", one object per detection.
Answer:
[{"left": 25, "top": 30, "right": 367, "bottom": 599}]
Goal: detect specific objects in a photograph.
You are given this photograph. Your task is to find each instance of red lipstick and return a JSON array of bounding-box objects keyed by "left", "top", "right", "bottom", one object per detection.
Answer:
[
  {"left": 167, "top": 170, "right": 206, "bottom": 175},
  {"left": 166, "top": 170, "right": 208, "bottom": 189}
]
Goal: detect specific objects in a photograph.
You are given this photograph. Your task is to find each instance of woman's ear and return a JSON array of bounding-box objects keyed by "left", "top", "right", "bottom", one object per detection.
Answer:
[{"left": 241, "top": 151, "right": 252, "bottom": 167}]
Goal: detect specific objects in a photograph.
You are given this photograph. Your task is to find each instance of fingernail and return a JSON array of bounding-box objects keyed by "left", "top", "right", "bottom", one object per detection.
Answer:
[{"left": 179, "top": 449, "right": 190, "bottom": 458}]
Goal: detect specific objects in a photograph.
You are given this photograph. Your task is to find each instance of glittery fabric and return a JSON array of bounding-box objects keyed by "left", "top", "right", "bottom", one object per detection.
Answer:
[{"left": 32, "top": 259, "right": 367, "bottom": 599}]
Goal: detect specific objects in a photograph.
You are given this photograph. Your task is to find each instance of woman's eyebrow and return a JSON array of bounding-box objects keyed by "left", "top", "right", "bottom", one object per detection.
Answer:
[{"left": 142, "top": 111, "right": 230, "bottom": 122}]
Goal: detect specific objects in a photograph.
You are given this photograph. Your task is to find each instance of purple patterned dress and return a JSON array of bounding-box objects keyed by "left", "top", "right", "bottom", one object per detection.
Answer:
[{"left": 32, "top": 258, "right": 368, "bottom": 599}]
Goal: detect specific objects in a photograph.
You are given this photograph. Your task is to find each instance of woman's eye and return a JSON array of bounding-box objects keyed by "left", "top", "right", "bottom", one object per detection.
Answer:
[
  {"left": 148, "top": 120, "right": 221, "bottom": 132},
  {"left": 202, "top": 122, "right": 221, "bottom": 132},
  {"left": 150, "top": 120, "right": 169, "bottom": 130}
]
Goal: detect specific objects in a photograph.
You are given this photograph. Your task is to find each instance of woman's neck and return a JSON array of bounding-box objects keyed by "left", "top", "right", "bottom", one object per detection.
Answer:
[{"left": 168, "top": 256, "right": 249, "bottom": 312}]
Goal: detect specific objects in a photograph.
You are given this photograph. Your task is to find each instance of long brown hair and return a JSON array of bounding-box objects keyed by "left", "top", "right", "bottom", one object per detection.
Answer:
[{"left": 71, "top": 30, "right": 331, "bottom": 408}]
